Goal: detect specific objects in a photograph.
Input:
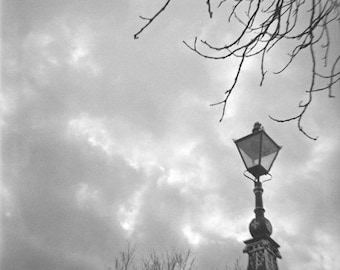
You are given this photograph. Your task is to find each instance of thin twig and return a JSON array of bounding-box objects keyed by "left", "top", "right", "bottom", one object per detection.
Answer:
[{"left": 134, "top": 0, "right": 172, "bottom": 39}]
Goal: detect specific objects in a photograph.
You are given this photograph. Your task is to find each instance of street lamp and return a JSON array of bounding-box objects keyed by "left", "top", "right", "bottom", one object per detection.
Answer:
[{"left": 234, "top": 122, "right": 282, "bottom": 270}]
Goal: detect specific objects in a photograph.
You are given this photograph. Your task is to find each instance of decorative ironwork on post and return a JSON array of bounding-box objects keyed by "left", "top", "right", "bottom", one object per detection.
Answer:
[
  {"left": 243, "top": 237, "right": 281, "bottom": 270},
  {"left": 234, "top": 123, "right": 282, "bottom": 270}
]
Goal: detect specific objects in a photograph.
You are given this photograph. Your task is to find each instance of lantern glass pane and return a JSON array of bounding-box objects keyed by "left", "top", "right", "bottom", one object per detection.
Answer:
[
  {"left": 236, "top": 133, "right": 261, "bottom": 169},
  {"left": 260, "top": 133, "right": 280, "bottom": 171},
  {"left": 261, "top": 152, "right": 277, "bottom": 171}
]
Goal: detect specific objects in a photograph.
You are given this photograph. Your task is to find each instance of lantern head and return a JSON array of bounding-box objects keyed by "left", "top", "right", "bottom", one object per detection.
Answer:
[{"left": 234, "top": 122, "right": 281, "bottom": 179}]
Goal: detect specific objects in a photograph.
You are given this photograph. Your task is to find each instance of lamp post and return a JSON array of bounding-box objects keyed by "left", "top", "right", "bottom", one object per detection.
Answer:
[{"left": 234, "top": 122, "right": 282, "bottom": 270}]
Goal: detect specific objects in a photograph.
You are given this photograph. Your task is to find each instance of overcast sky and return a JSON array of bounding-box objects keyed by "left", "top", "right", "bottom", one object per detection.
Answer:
[{"left": 1, "top": 1, "right": 340, "bottom": 270}]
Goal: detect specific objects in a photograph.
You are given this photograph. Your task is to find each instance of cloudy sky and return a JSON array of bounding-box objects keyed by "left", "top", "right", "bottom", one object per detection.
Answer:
[{"left": 1, "top": 1, "right": 340, "bottom": 269}]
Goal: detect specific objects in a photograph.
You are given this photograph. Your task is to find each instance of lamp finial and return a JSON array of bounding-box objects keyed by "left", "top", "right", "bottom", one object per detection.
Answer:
[{"left": 252, "top": 122, "right": 262, "bottom": 133}]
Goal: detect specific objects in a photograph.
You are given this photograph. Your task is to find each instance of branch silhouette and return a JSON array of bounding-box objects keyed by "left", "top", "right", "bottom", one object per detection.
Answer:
[{"left": 135, "top": 0, "right": 340, "bottom": 140}]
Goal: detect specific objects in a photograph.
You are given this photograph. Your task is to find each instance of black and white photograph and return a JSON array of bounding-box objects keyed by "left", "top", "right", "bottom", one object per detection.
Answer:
[{"left": 1, "top": 1, "right": 340, "bottom": 269}]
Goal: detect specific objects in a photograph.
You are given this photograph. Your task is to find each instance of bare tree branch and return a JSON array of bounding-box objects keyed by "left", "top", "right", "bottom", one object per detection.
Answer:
[
  {"left": 207, "top": 0, "right": 213, "bottom": 18},
  {"left": 134, "top": 0, "right": 340, "bottom": 139},
  {"left": 134, "top": 0, "right": 172, "bottom": 40},
  {"left": 114, "top": 243, "right": 136, "bottom": 270}
]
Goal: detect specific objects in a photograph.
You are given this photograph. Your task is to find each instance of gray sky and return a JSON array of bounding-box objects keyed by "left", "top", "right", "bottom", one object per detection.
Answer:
[{"left": 1, "top": 1, "right": 340, "bottom": 270}]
